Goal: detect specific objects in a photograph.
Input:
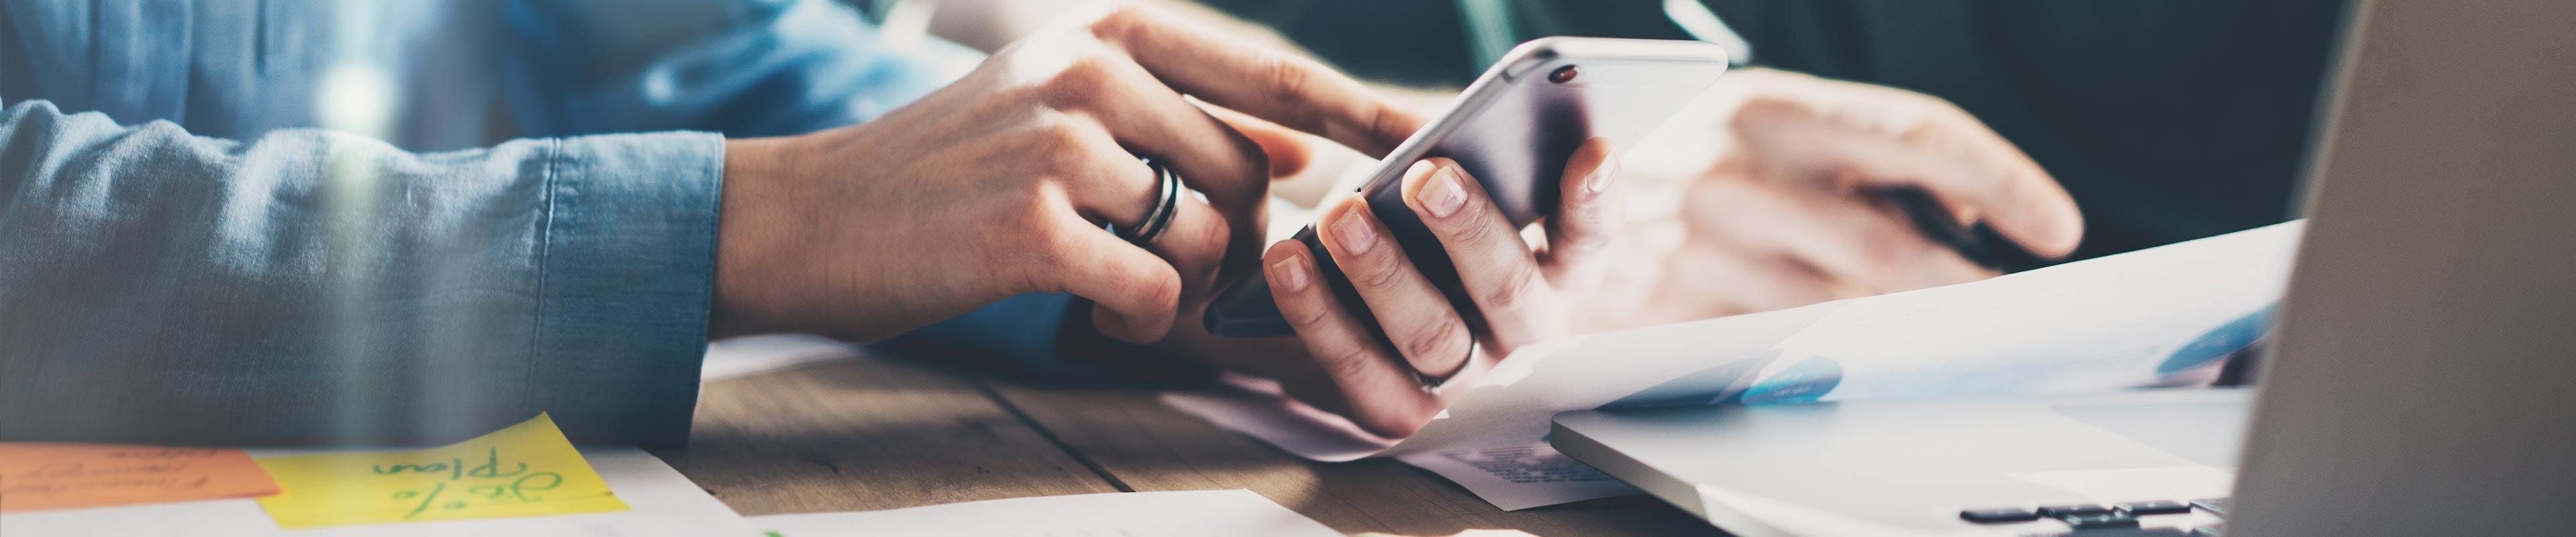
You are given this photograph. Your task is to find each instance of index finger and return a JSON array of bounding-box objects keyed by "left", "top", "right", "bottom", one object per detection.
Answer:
[{"left": 1088, "top": 7, "right": 1426, "bottom": 158}]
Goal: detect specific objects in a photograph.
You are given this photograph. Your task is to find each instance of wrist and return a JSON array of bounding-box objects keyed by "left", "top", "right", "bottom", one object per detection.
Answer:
[{"left": 710, "top": 136, "right": 798, "bottom": 338}]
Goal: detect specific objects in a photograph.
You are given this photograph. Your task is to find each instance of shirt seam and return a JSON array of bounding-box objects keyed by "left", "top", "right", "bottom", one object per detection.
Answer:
[{"left": 523, "top": 138, "right": 563, "bottom": 412}]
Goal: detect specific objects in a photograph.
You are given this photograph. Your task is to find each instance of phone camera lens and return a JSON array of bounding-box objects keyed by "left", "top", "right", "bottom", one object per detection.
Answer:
[{"left": 1549, "top": 65, "right": 1579, "bottom": 84}]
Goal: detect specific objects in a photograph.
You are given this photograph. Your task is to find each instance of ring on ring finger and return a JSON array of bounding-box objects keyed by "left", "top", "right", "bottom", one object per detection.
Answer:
[
  {"left": 1110, "top": 157, "right": 1183, "bottom": 244},
  {"left": 1414, "top": 340, "right": 1473, "bottom": 395}
]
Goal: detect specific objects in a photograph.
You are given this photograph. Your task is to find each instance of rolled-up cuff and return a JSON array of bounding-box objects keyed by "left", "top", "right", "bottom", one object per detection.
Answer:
[{"left": 529, "top": 131, "right": 724, "bottom": 446}]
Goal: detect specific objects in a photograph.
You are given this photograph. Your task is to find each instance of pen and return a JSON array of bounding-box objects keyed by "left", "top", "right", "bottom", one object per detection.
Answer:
[{"left": 1883, "top": 186, "right": 2029, "bottom": 272}]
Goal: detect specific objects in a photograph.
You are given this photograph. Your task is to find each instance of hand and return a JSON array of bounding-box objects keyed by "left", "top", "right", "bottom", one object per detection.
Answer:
[
  {"left": 1135, "top": 140, "right": 1623, "bottom": 438},
  {"left": 1590, "top": 68, "right": 2086, "bottom": 328},
  {"left": 708, "top": 5, "right": 1417, "bottom": 344}
]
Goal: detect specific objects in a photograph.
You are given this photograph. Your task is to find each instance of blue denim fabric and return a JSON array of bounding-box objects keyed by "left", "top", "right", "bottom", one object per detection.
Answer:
[{"left": 0, "top": 0, "right": 1075, "bottom": 447}]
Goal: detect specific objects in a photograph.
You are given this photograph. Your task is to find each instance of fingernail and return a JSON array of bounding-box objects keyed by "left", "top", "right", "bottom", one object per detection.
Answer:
[
  {"left": 1269, "top": 254, "right": 1310, "bottom": 292},
  {"left": 1582, "top": 156, "right": 1617, "bottom": 197},
  {"left": 1333, "top": 207, "right": 1377, "bottom": 253},
  {"left": 1423, "top": 166, "right": 1468, "bottom": 218}
]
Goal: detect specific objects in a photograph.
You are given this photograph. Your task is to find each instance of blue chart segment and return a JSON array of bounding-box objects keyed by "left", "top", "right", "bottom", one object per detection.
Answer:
[
  {"left": 1738, "top": 356, "right": 1843, "bottom": 405},
  {"left": 2157, "top": 304, "right": 2277, "bottom": 375}
]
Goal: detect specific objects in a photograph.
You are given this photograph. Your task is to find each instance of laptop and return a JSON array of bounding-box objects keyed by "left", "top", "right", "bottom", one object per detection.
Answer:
[{"left": 1549, "top": 1, "right": 2576, "bottom": 536}]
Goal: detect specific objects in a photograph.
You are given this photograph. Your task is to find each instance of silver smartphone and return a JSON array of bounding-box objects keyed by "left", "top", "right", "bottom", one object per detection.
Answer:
[{"left": 1204, "top": 37, "right": 1731, "bottom": 338}]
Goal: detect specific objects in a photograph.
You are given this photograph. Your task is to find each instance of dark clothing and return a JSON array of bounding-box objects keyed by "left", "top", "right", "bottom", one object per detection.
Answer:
[{"left": 1203, "top": 0, "right": 2347, "bottom": 262}]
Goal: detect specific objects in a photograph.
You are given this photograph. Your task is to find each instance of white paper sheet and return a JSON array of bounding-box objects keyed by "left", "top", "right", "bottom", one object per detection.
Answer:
[
  {"left": 0, "top": 448, "right": 757, "bottom": 536},
  {"left": 702, "top": 334, "right": 865, "bottom": 381},
  {"left": 749, "top": 489, "right": 1340, "bottom": 537},
  {"left": 1170, "top": 222, "right": 2304, "bottom": 510}
]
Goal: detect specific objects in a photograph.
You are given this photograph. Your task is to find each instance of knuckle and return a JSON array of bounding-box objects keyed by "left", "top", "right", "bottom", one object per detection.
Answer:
[
  {"left": 1256, "top": 54, "right": 1322, "bottom": 126},
  {"left": 1040, "top": 150, "right": 1095, "bottom": 185},
  {"left": 1893, "top": 117, "right": 1945, "bottom": 148},
  {"left": 1088, "top": 3, "right": 1150, "bottom": 38},
  {"left": 1029, "top": 113, "right": 1087, "bottom": 146},
  {"left": 1318, "top": 346, "right": 1379, "bottom": 383},
  {"left": 1283, "top": 296, "right": 1335, "bottom": 329},
  {"left": 1899, "top": 95, "right": 1976, "bottom": 145},
  {"left": 1399, "top": 319, "right": 1470, "bottom": 364},
  {"left": 1481, "top": 262, "right": 1542, "bottom": 311},
  {"left": 1029, "top": 121, "right": 1104, "bottom": 179},
  {"left": 1432, "top": 202, "right": 1497, "bottom": 243},
  {"left": 1349, "top": 250, "right": 1409, "bottom": 289},
  {"left": 1039, "top": 54, "right": 1117, "bottom": 105}
]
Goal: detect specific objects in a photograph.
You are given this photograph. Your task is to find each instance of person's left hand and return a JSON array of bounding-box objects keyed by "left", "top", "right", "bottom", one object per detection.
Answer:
[{"left": 1127, "top": 139, "right": 1622, "bottom": 438}]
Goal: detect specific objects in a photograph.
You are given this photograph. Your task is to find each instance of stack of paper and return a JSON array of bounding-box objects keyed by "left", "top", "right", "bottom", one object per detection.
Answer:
[{"left": 1173, "top": 221, "right": 2305, "bottom": 510}]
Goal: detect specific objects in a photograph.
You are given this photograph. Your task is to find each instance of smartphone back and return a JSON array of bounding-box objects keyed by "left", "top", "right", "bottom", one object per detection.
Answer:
[
  {"left": 1368, "top": 38, "right": 1733, "bottom": 226},
  {"left": 1205, "top": 38, "right": 1731, "bottom": 338}
]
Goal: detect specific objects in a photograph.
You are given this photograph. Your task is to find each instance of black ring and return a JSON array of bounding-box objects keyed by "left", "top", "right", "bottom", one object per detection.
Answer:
[
  {"left": 1114, "top": 157, "right": 1183, "bottom": 244},
  {"left": 1415, "top": 341, "right": 1474, "bottom": 395}
]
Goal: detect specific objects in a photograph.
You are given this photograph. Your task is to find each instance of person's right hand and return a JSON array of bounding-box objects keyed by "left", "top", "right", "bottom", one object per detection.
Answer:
[
  {"left": 706, "top": 5, "right": 1418, "bottom": 344},
  {"left": 1581, "top": 68, "right": 2088, "bottom": 329}
]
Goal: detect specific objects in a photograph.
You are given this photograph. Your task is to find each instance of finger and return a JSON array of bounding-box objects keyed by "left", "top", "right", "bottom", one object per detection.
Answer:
[
  {"left": 1313, "top": 195, "right": 1476, "bottom": 380},
  {"left": 1400, "top": 158, "right": 1564, "bottom": 354},
  {"left": 1682, "top": 173, "right": 1994, "bottom": 294},
  {"left": 1044, "top": 206, "right": 1183, "bottom": 344},
  {"left": 1059, "top": 49, "right": 1271, "bottom": 212},
  {"left": 1205, "top": 105, "right": 1316, "bottom": 179},
  {"left": 1260, "top": 240, "right": 1440, "bottom": 437},
  {"left": 1087, "top": 6, "right": 1426, "bottom": 157},
  {"left": 1035, "top": 117, "right": 1228, "bottom": 336},
  {"left": 1040, "top": 114, "right": 1164, "bottom": 227},
  {"left": 1541, "top": 137, "right": 1620, "bottom": 288},
  {"left": 1730, "top": 88, "right": 2084, "bottom": 257},
  {"left": 1138, "top": 187, "right": 1230, "bottom": 306}
]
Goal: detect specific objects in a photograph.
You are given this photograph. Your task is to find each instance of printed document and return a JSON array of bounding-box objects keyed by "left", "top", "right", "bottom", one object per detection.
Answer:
[{"left": 1172, "top": 221, "right": 2303, "bottom": 509}]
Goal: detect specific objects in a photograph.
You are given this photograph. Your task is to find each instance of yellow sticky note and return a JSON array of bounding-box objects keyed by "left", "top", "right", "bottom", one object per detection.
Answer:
[{"left": 252, "top": 413, "right": 628, "bottom": 528}]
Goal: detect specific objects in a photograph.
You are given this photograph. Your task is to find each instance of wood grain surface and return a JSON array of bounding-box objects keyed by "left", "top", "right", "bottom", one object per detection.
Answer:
[{"left": 653, "top": 357, "right": 1725, "bottom": 536}]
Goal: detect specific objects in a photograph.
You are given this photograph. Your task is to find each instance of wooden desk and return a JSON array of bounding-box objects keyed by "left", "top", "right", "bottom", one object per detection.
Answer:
[{"left": 651, "top": 358, "right": 1723, "bottom": 536}]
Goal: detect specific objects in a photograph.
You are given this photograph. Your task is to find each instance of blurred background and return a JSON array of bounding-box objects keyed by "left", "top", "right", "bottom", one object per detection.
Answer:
[{"left": 868, "top": 0, "right": 2345, "bottom": 263}]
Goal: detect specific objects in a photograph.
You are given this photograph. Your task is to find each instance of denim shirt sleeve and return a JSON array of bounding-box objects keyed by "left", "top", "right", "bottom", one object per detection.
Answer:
[
  {"left": 498, "top": 0, "right": 1107, "bottom": 382},
  {"left": 0, "top": 99, "right": 722, "bottom": 446},
  {"left": 500, "top": 0, "right": 974, "bottom": 139}
]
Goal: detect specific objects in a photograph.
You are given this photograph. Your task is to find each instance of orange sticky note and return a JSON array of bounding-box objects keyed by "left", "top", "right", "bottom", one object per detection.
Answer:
[{"left": 0, "top": 443, "right": 282, "bottom": 512}]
